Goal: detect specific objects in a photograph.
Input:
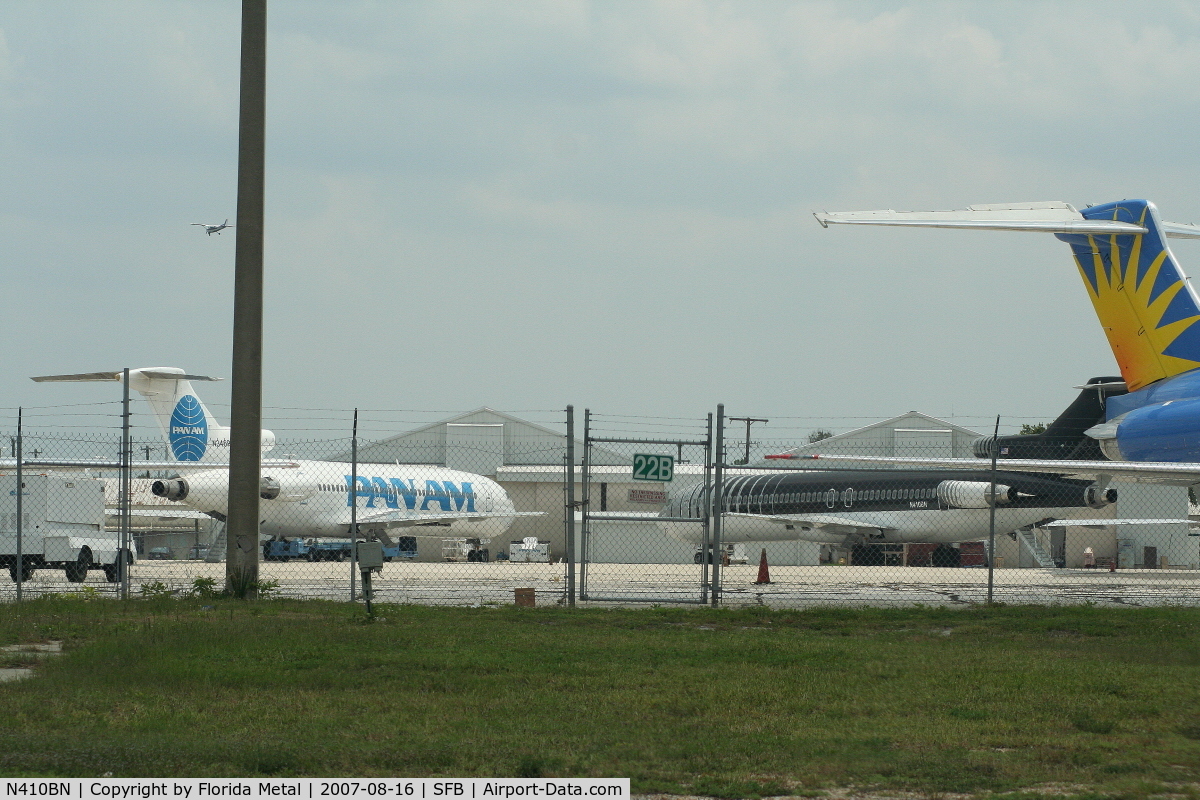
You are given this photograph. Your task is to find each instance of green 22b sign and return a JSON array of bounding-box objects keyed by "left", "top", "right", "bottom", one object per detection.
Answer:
[{"left": 632, "top": 453, "right": 674, "bottom": 482}]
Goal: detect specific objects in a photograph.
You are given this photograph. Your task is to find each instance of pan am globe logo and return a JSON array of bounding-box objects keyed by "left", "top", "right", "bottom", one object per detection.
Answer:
[{"left": 169, "top": 395, "right": 208, "bottom": 461}]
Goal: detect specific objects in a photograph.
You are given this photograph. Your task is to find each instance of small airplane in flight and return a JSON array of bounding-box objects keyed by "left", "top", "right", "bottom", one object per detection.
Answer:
[{"left": 191, "top": 219, "right": 234, "bottom": 235}]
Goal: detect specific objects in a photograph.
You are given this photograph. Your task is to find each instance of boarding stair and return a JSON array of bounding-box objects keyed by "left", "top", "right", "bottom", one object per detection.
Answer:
[
  {"left": 1018, "top": 527, "right": 1058, "bottom": 568},
  {"left": 204, "top": 520, "right": 227, "bottom": 563}
]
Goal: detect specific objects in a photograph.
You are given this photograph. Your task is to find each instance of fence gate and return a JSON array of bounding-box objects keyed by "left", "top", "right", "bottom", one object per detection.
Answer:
[{"left": 576, "top": 409, "right": 716, "bottom": 604}]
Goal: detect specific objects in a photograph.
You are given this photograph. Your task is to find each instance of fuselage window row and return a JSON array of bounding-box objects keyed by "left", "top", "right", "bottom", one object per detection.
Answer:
[{"left": 717, "top": 486, "right": 939, "bottom": 511}]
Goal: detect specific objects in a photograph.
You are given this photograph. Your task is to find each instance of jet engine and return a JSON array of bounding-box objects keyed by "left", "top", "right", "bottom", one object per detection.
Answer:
[
  {"left": 152, "top": 478, "right": 189, "bottom": 502},
  {"left": 260, "top": 476, "right": 281, "bottom": 500},
  {"left": 1084, "top": 483, "right": 1118, "bottom": 509},
  {"left": 937, "top": 480, "right": 1015, "bottom": 508}
]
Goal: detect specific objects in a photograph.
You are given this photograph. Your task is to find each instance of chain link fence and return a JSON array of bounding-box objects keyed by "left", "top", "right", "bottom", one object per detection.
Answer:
[
  {"left": 3, "top": 399, "right": 1200, "bottom": 608},
  {"left": 0, "top": 414, "right": 574, "bottom": 606}
]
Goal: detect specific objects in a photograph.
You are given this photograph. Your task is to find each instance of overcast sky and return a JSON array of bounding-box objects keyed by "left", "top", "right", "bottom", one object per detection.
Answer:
[{"left": 3, "top": 1, "right": 1200, "bottom": 443}]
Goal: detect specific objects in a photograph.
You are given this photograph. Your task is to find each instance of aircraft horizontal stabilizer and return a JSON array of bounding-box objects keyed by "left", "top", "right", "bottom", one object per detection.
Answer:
[
  {"left": 0, "top": 458, "right": 298, "bottom": 471},
  {"left": 31, "top": 371, "right": 221, "bottom": 382},
  {"left": 814, "top": 202, "right": 1200, "bottom": 239}
]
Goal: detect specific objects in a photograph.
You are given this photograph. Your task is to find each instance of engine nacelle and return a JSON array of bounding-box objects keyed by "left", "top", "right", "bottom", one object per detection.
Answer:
[
  {"left": 260, "top": 476, "right": 281, "bottom": 500},
  {"left": 1084, "top": 484, "right": 1118, "bottom": 509},
  {"left": 971, "top": 436, "right": 998, "bottom": 459},
  {"left": 937, "top": 480, "right": 1014, "bottom": 509},
  {"left": 152, "top": 478, "right": 189, "bottom": 502}
]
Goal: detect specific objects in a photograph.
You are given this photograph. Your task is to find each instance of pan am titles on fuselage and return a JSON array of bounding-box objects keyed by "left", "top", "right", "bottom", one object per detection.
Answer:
[{"left": 657, "top": 469, "right": 1113, "bottom": 548}]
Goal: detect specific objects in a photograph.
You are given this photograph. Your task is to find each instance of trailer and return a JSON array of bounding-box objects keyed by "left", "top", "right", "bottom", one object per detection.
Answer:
[
  {"left": 508, "top": 537, "right": 551, "bottom": 563},
  {"left": 1, "top": 474, "right": 134, "bottom": 583},
  {"left": 263, "top": 536, "right": 418, "bottom": 563},
  {"left": 442, "top": 537, "right": 491, "bottom": 562}
]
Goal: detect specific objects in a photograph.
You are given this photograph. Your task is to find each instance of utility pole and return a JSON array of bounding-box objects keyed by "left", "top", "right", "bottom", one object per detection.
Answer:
[
  {"left": 728, "top": 417, "right": 768, "bottom": 465},
  {"left": 226, "top": 0, "right": 267, "bottom": 597}
]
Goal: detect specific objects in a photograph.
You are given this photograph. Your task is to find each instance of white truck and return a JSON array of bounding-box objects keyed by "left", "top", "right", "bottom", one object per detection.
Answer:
[{"left": 1, "top": 474, "right": 133, "bottom": 583}]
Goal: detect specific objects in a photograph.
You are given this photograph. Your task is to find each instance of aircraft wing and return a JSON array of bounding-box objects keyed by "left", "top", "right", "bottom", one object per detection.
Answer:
[
  {"left": 1042, "top": 518, "right": 1199, "bottom": 528},
  {"left": 355, "top": 509, "right": 544, "bottom": 529},
  {"left": 112, "top": 508, "right": 213, "bottom": 520},
  {"left": 725, "top": 512, "right": 895, "bottom": 536},
  {"left": 785, "top": 454, "right": 1200, "bottom": 486},
  {"left": 812, "top": 202, "right": 1200, "bottom": 239}
]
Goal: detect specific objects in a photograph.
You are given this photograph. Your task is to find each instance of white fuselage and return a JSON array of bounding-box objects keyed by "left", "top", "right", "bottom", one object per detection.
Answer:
[{"left": 171, "top": 461, "right": 517, "bottom": 539}]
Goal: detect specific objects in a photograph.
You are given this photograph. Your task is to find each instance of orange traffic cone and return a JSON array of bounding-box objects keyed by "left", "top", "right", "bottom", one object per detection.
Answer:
[{"left": 755, "top": 548, "right": 772, "bottom": 584}]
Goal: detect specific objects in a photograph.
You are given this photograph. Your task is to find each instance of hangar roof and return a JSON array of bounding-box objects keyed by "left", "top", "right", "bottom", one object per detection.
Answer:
[
  {"left": 328, "top": 407, "right": 626, "bottom": 474},
  {"left": 756, "top": 411, "right": 982, "bottom": 464}
]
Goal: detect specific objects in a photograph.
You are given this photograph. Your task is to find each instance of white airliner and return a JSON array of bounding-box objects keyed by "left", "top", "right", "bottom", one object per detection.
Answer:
[
  {"left": 27, "top": 368, "right": 535, "bottom": 545},
  {"left": 191, "top": 220, "right": 234, "bottom": 235}
]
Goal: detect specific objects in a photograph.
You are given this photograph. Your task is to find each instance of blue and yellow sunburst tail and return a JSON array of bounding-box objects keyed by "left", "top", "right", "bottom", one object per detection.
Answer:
[{"left": 1056, "top": 200, "right": 1200, "bottom": 392}]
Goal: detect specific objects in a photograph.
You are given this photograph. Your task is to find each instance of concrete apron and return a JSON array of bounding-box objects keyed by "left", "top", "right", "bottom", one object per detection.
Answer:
[{"left": 0, "top": 641, "right": 62, "bottom": 682}]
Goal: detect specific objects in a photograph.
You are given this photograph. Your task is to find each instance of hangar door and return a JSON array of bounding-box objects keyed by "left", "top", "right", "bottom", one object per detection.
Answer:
[
  {"left": 446, "top": 423, "right": 504, "bottom": 475},
  {"left": 893, "top": 428, "right": 952, "bottom": 457}
]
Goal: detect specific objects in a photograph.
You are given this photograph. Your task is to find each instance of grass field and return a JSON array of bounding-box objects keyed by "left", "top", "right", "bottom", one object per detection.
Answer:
[{"left": 1, "top": 596, "right": 1199, "bottom": 798}]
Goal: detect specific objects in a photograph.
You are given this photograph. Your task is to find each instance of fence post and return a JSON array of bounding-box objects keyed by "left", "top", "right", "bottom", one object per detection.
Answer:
[
  {"left": 700, "top": 412, "right": 712, "bottom": 605},
  {"left": 580, "top": 409, "right": 591, "bottom": 600},
  {"left": 711, "top": 404, "right": 725, "bottom": 607},
  {"left": 120, "top": 368, "right": 131, "bottom": 600},
  {"left": 987, "top": 415, "right": 1000, "bottom": 604},
  {"left": 564, "top": 406, "right": 575, "bottom": 608},
  {"left": 15, "top": 408, "right": 22, "bottom": 602},
  {"left": 350, "top": 409, "right": 358, "bottom": 603}
]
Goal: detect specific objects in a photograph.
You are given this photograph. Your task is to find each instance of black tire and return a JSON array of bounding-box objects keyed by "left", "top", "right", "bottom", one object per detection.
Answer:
[
  {"left": 103, "top": 563, "right": 120, "bottom": 583},
  {"left": 333, "top": 550, "right": 345, "bottom": 562},
  {"left": 694, "top": 552, "right": 703, "bottom": 564},
  {"left": 9, "top": 561, "right": 35, "bottom": 583},
  {"left": 307, "top": 550, "right": 318, "bottom": 562},
  {"left": 65, "top": 548, "right": 92, "bottom": 583}
]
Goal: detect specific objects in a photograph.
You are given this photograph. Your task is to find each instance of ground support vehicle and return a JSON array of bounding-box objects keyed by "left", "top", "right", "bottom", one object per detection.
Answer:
[
  {"left": 693, "top": 542, "right": 747, "bottom": 565},
  {"left": 509, "top": 538, "right": 551, "bottom": 563},
  {"left": 443, "top": 537, "right": 491, "bottom": 562},
  {"left": 0, "top": 474, "right": 134, "bottom": 583},
  {"left": 263, "top": 537, "right": 417, "bottom": 563}
]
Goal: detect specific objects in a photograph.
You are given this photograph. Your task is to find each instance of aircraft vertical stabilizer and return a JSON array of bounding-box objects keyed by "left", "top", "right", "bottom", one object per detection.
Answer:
[
  {"left": 1056, "top": 201, "right": 1200, "bottom": 391},
  {"left": 31, "top": 367, "right": 275, "bottom": 464}
]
